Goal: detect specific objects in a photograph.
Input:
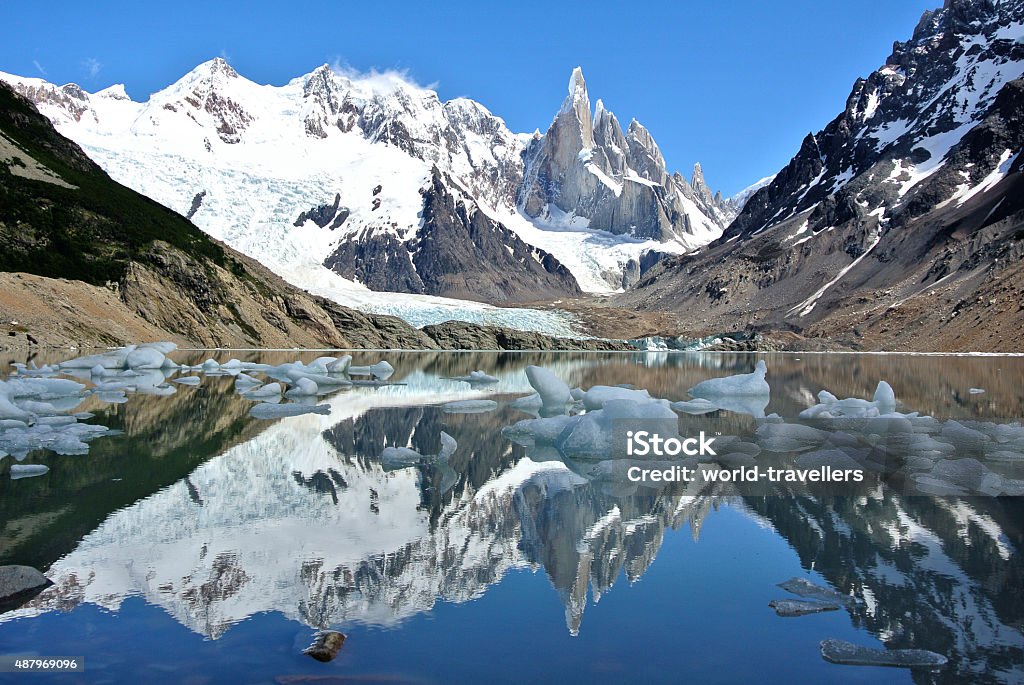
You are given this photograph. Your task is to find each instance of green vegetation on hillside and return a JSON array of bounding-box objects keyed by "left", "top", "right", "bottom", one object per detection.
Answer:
[{"left": 0, "top": 83, "right": 227, "bottom": 285}]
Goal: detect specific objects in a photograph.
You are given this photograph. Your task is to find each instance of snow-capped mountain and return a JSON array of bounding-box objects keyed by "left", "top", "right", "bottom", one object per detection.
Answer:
[
  {"left": 617, "top": 0, "right": 1024, "bottom": 350},
  {"left": 519, "top": 68, "right": 734, "bottom": 247},
  {"left": 0, "top": 60, "right": 732, "bottom": 311}
]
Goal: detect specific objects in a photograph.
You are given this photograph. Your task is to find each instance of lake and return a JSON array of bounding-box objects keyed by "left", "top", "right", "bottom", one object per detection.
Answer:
[{"left": 1, "top": 350, "right": 1022, "bottom": 684}]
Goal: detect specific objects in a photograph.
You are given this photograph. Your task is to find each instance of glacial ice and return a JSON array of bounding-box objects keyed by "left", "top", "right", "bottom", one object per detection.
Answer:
[
  {"left": 324, "top": 355, "right": 352, "bottom": 373},
  {"left": 581, "top": 386, "right": 654, "bottom": 411},
  {"left": 509, "top": 393, "right": 543, "bottom": 416},
  {"left": 249, "top": 402, "right": 331, "bottom": 420},
  {"left": 380, "top": 431, "right": 458, "bottom": 488},
  {"left": 525, "top": 366, "right": 571, "bottom": 410},
  {"left": 768, "top": 599, "right": 840, "bottom": 617},
  {"left": 380, "top": 446, "right": 423, "bottom": 469},
  {"left": 688, "top": 360, "right": 770, "bottom": 398},
  {"left": 670, "top": 398, "right": 719, "bottom": 415},
  {"left": 284, "top": 378, "right": 319, "bottom": 397},
  {"left": 444, "top": 370, "right": 500, "bottom": 384},
  {"left": 820, "top": 639, "right": 947, "bottom": 668},
  {"left": 286, "top": 369, "right": 353, "bottom": 388},
  {"left": 560, "top": 399, "right": 680, "bottom": 460},
  {"left": 10, "top": 463, "right": 50, "bottom": 480},
  {"left": 442, "top": 400, "right": 498, "bottom": 414},
  {"left": 243, "top": 382, "right": 283, "bottom": 399},
  {"left": 347, "top": 361, "right": 394, "bottom": 379},
  {"left": 173, "top": 376, "right": 202, "bottom": 386},
  {"left": 778, "top": 578, "right": 861, "bottom": 606}
]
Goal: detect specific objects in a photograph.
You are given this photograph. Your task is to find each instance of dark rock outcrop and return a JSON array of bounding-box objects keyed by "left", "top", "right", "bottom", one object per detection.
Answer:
[
  {"left": 324, "top": 169, "right": 582, "bottom": 303},
  {"left": 293, "top": 192, "right": 350, "bottom": 229},
  {"left": 421, "top": 320, "right": 632, "bottom": 351}
]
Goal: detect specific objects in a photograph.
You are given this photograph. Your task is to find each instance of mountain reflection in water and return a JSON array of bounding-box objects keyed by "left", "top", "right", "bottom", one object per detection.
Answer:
[{"left": 0, "top": 351, "right": 1022, "bottom": 684}]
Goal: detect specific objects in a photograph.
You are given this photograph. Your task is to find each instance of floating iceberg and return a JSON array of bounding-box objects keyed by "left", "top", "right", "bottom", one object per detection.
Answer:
[
  {"left": 173, "top": 376, "right": 201, "bottom": 386},
  {"left": 380, "top": 431, "right": 458, "bottom": 493},
  {"left": 285, "top": 378, "right": 319, "bottom": 398},
  {"left": 347, "top": 361, "right": 394, "bottom": 379},
  {"left": 778, "top": 578, "right": 861, "bottom": 606},
  {"left": 444, "top": 370, "right": 500, "bottom": 384},
  {"left": 820, "top": 639, "right": 947, "bottom": 668},
  {"left": 10, "top": 463, "right": 50, "bottom": 480},
  {"left": 442, "top": 400, "right": 498, "bottom": 414},
  {"left": 688, "top": 360, "right": 770, "bottom": 398},
  {"left": 768, "top": 599, "right": 840, "bottom": 617},
  {"left": 581, "top": 386, "right": 654, "bottom": 411},
  {"left": 670, "top": 398, "right": 719, "bottom": 415},
  {"left": 525, "top": 366, "right": 571, "bottom": 410},
  {"left": 243, "top": 382, "right": 283, "bottom": 399}
]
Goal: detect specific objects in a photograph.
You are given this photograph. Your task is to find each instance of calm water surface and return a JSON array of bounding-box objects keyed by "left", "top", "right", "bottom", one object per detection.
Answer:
[{"left": 1, "top": 351, "right": 1022, "bottom": 684}]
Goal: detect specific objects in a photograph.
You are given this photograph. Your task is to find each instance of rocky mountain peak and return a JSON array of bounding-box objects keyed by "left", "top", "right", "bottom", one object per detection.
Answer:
[
  {"left": 519, "top": 67, "right": 733, "bottom": 245},
  {"left": 95, "top": 84, "right": 130, "bottom": 101},
  {"left": 207, "top": 56, "right": 238, "bottom": 80}
]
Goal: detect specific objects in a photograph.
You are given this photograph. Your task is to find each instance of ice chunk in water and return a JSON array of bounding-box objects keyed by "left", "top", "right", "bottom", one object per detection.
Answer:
[
  {"left": 756, "top": 423, "right": 831, "bottom": 452},
  {"left": 381, "top": 431, "right": 458, "bottom": 470},
  {"left": 969, "top": 387, "right": 986, "bottom": 394},
  {"left": 820, "top": 639, "right": 947, "bottom": 668},
  {"left": 768, "top": 599, "right": 840, "bottom": 617},
  {"left": 525, "top": 366, "right": 571, "bottom": 409},
  {"left": 873, "top": 381, "right": 896, "bottom": 411},
  {"left": 10, "top": 463, "right": 50, "bottom": 480},
  {"left": 124, "top": 347, "right": 166, "bottom": 369},
  {"left": 0, "top": 395, "right": 33, "bottom": 422},
  {"left": 581, "top": 386, "right": 652, "bottom": 411},
  {"left": 688, "top": 360, "right": 769, "bottom": 398},
  {"left": 249, "top": 403, "right": 330, "bottom": 420},
  {"left": 347, "top": 361, "right": 394, "bottom": 379},
  {"left": 173, "top": 376, "right": 201, "bottom": 386},
  {"left": 285, "top": 378, "right": 319, "bottom": 397},
  {"left": 442, "top": 400, "right": 498, "bottom": 414},
  {"left": 509, "top": 393, "right": 543, "bottom": 416},
  {"left": 503, "top": 415, "right": 578, "bottom": 446},
  {"left": 380, "top": 446, "right": 423, "bottom": 469},
  {"left": 778, "top": 577, "right": 861, "bottom": 606},
  {"left": 444, "top": 370, "right": 500, "bottom": 384},
  {"left": 559, "top": 399, "right": 679, "bottom": 459},
  {"left": 670, "top": 398, "right": 719, "bottom": 415},
  {"left": 243, "top": 382, "right": 283, "bottom": 399},
  {"left": 286, "top": 369, "right": 352, "bottom": 388},
  {"left": 326, "top": 355, "right": 352, "bottom": 374}
]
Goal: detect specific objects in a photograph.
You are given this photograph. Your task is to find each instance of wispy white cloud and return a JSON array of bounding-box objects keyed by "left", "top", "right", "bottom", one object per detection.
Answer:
[
  {"left": 83, "top": 57, "right": 102, "bottom": 78},
  {"left": 32, "top": 59, "right": 46, "bottom": 75},
  {"left": 219, "top": 48, "right": 231, "bottom": 62},
  {"left": 328, "top": 55, "right": 438, "bottom": 94}
]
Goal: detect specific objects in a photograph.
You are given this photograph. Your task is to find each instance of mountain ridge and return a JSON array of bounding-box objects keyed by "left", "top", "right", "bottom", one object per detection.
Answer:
[
  {"left": 0, "top": 60, "right": 733, "bottom": 310},
  {"left": 613, "top": 0, "right": 1024, "bottom": 351}
]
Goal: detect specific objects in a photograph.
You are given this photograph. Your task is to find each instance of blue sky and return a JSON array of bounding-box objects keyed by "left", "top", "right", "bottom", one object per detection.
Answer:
[{"left": 2, "top": 0, "right": 937, "bottom": 195}]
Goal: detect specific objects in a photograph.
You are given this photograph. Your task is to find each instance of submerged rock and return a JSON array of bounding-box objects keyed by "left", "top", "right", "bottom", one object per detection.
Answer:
[
  {"left": 768, "top": 599, "right": 840, "bottom": 617},
  {"left": 0, "top": 565, "right": 51, "bottom": 609},
  {"left": 820, "top": 639, "right": 947, "bottom": 668},
  {"left": 302, "top": 631, "right": 346, "bottom": 662}
]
